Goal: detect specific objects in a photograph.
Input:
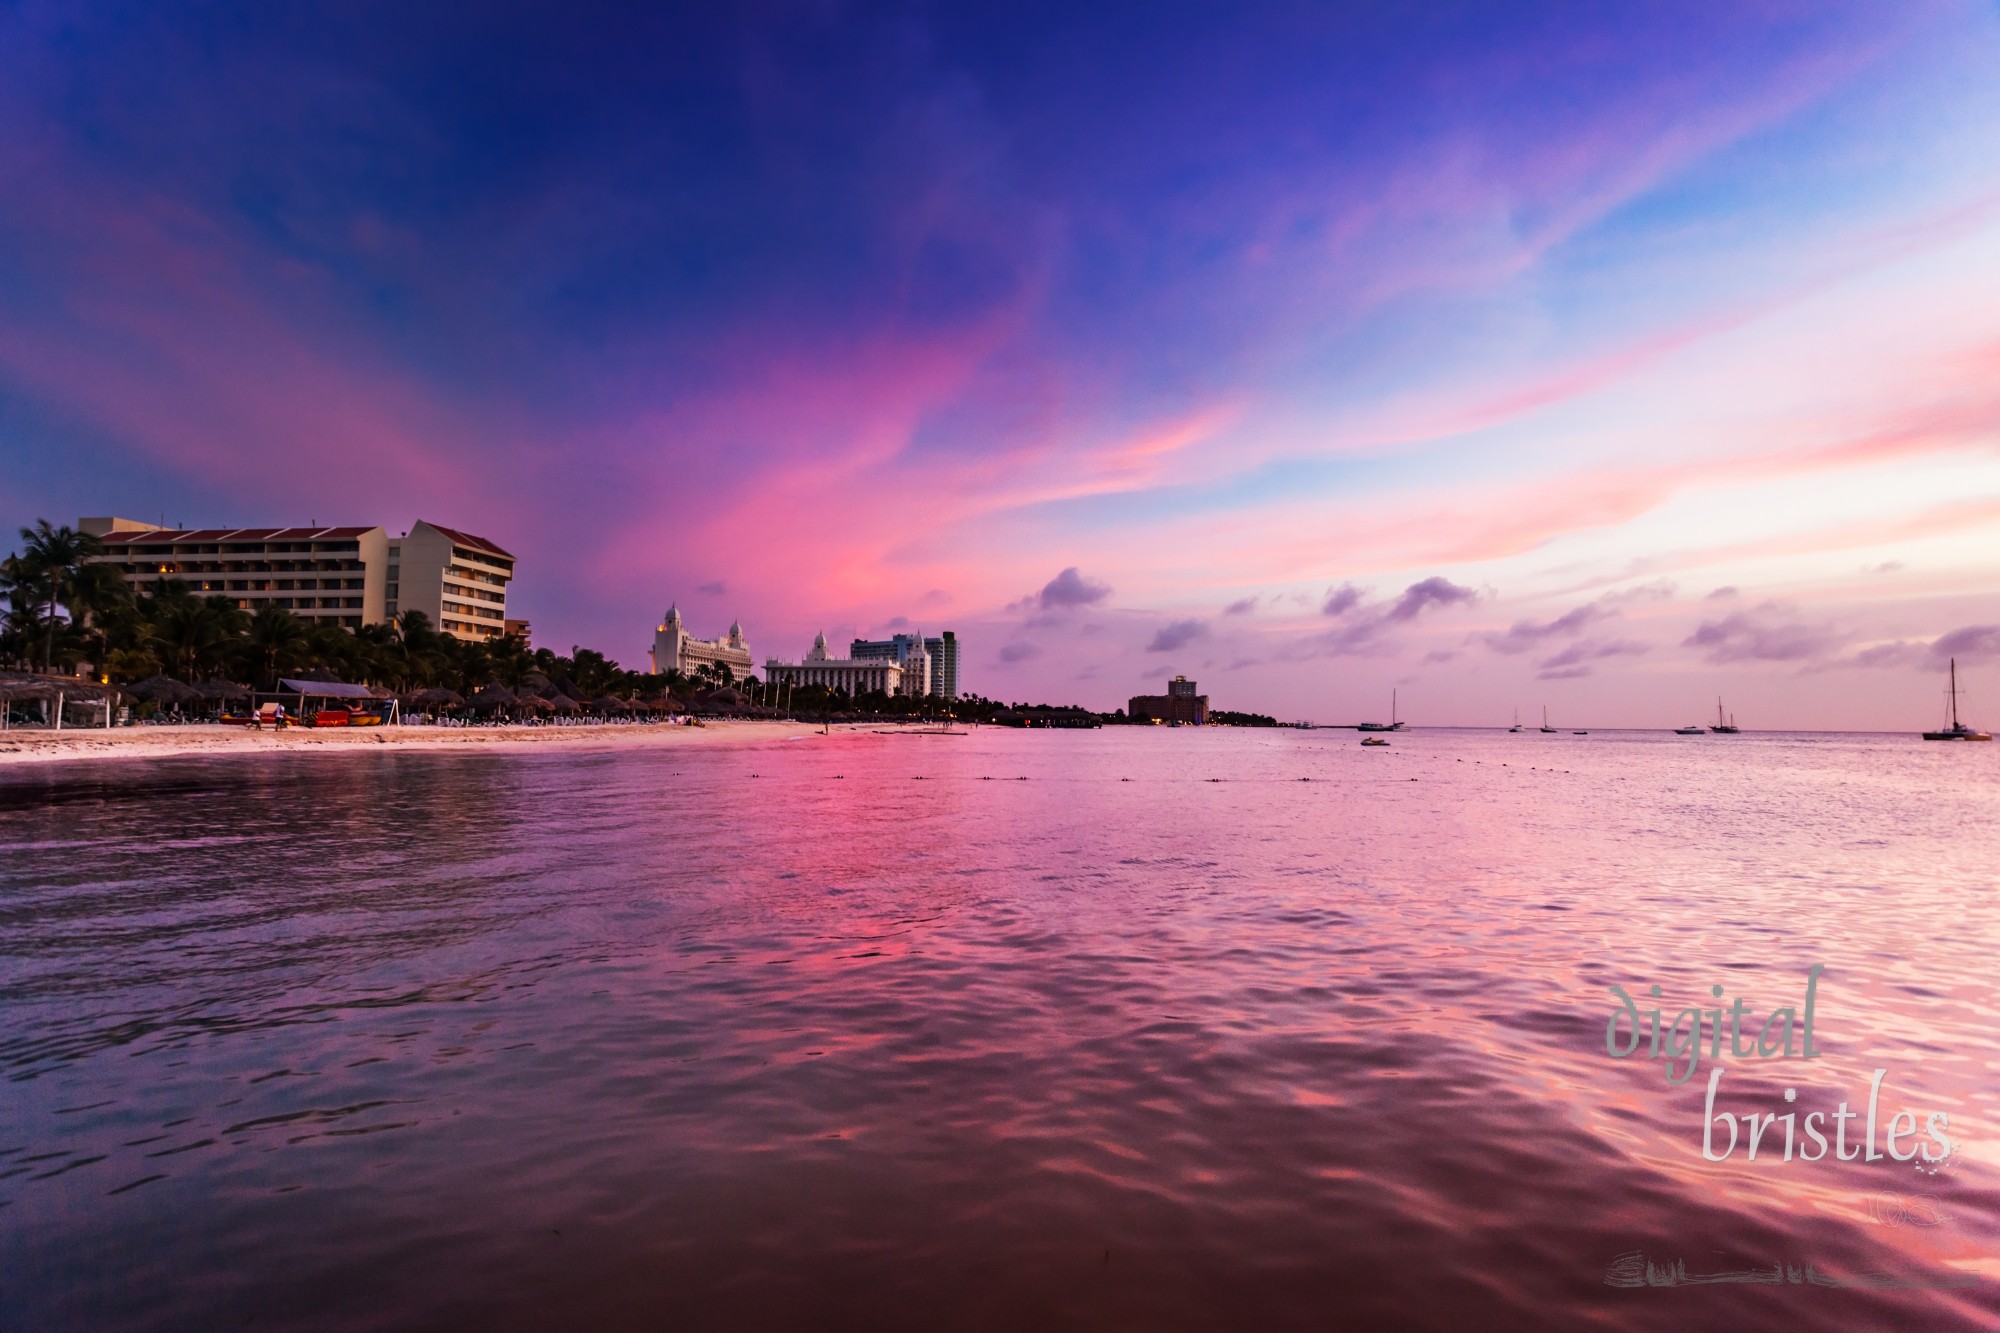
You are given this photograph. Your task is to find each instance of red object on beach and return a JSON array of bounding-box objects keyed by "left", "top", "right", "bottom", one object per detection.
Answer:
[{"left": 314, "top": 709, "right": 352, "bottom": 727}]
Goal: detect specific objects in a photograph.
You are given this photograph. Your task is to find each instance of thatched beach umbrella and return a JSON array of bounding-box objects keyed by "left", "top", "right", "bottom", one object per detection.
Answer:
[
  {"left": 591, "top": 695, "right": 631, "bottom": 714},
  {"left": 195, "top": 678, "right": 251, "bottom": 701},
  {"left": 405, "top": 687, "right": 464, "bottom": 710},
  {"left": 468, "top": 683, "right": 517, "bottom": 711},
  {"left": 695, "top": 687, "right": 746, "bottom": 713},
  {"left": 512, "top": 693, "right": 553, "bottom": 716},
  {"left": 0, "top": 676, "right": 59, "bottom": 702},
  {"left": 545, "top": 693, "right": 582, "bottom": 714},
  {"left": 125, "top": 674, "right": 202, "bottom": 705},
  {"left": 0, "top": 677, "right": 52, "bottom": 732},
  {"left": 0, "top": 674, "right": 120, "bottom": 730}
]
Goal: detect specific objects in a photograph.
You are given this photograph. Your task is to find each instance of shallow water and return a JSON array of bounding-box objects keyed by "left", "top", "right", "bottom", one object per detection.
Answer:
[{"left": 2, "top": 727, "right": 1997, "bottom": 1330}]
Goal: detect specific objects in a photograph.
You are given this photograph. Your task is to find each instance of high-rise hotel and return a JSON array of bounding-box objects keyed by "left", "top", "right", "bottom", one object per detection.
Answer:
[
  {"left": 80, "top": 517, "right": 515, "bottom": 642},
  {"left": 850, "top": 630, "right": 958, "bottom": 699}
]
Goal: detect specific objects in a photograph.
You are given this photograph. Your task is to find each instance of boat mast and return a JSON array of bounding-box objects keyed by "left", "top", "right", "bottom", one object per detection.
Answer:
[{"left": 1951, "top": 657, "right": 1960, "bottom": 730}]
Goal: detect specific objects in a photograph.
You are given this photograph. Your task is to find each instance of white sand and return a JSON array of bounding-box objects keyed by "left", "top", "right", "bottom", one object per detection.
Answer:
[{"left": 0, "top": 719, "right": 831, "bottom": 766}]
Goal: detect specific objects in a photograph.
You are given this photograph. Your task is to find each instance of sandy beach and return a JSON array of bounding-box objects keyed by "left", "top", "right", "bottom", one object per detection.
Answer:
[{"left": 0, "top": 719, "right": 829, "bottom": 766}]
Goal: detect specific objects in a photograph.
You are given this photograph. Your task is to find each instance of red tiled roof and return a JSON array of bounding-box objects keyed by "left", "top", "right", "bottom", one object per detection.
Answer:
[
  {"left": 420, "top": 522, "right": 513, "bottom": 559},
  {"left": 93, "top": 524, "right": 380, "bottom": 546}
]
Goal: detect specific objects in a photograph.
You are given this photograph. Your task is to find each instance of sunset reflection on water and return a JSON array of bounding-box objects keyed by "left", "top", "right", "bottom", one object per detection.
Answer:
[{"left": 2, "top": 728, "right": 1996, "bottom": 1330}]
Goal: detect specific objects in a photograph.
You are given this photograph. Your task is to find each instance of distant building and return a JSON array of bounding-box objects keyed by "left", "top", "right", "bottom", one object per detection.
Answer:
[
  {"left": 650, "top": 604, "right": 753, "bottom": 680},
  {"left": 765, "top": 632, "right": 907, "bottom": 695},
  {"left": 991, "top": 705, "right": 1101, "bottom": 728},
  {"left": 852, "top": 630, "right": 958, "bottom": 699},
  {"left": 80, "top": 516, "right": 517, "bottom": 642},
  {"left": 847, "top": 630, "right": 931, "bottom": 695},
  {"left": 504, "top": 618, "right": 532, "bottom": 645},
  {"left": 1129, "top": 675, "right": 1209, "bottom": 725}
]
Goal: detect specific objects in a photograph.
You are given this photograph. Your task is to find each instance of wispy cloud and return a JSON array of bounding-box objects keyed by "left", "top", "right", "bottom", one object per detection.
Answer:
[
  {"left": 1483, "top": 603, "right": 1613, "bottom": 654},
  {"left": 1933, "top": 624, "right": 2000, "bottom": 661},
  {"left": 1038, "top": 567, "right": 1112, "bottom": 611},
  {"left": 1288, "top": 576, "right": 1483, "bottom": 658},
  {"left": 1146, "top": 619, "right": 1209, "bottom": 653},
  {"left": 1683, "top": 604, "right": 1841, "bottom": 664},
  {"left": 1536, "top": 637, "right": 1650, "bottom": 680}
]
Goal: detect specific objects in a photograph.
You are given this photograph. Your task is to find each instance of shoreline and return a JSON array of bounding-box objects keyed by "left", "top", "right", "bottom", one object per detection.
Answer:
[{"left": 0, "top": 719, "right": 830, "bottom": 767}]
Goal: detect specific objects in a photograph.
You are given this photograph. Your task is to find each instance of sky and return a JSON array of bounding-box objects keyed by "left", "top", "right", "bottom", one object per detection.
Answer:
[{"left": 3, "top": 1, "right": 1999, "bottom": 728}]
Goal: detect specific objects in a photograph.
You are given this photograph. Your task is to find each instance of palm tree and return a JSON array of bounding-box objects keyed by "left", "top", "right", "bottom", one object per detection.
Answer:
[
  {"left": 17, "top": 521, "right": 100, "bottom": 672},
  {"left": 66, "top": 561, "right": 134, "bottom": 670},
  {"left": 0, "top": 553, "right": 39, "bottom": 668},
  {"left": 242, "top": 606, "right": 310, "bottom": 688},
  {"left": 487, "top": 632, "right": 531, "bottom": 687},
  {"left": 150, "top": 596, "right": 248, "bottom": 680},
  {"left": 352, "top": 622, "right": 400, "bottom": 686},
  {"left": 303, "top": 620, "right": 364, "bottom": 681},
  {"left": 393, "top": 610, "right": 448, "bottom": 688}
]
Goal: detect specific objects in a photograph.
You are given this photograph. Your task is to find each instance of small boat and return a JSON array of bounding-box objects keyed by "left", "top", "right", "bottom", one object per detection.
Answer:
[
  {"left": 1673, "top": 724, "right": 1704, "bottom": 735},
  {"left": 1710, "top": 698, "right": 1739, "bottom": 734},
  {"left": 1572, "top": 731, "right": 1588, "bottom": 735},
  {"left": 1509, "top": 708, "right": 1523, "bottom": 733},
  {"left": 1361, "top": 736, "right": 1389, "bottom": 747},
  {"left": 1923, "top": 658, "right": 1991, "bottom": 741},
  {"left": 1539, "top": 705, "right": 1557, "bottom": 734},
  {"left": 1357, "top": 689, "right": 1405, "bottom": 732}
]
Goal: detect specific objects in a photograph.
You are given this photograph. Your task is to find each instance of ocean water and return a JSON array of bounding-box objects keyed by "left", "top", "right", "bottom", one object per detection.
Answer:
[{"left": 2, "top": 727, "right": 1997, "bottom": 1331}]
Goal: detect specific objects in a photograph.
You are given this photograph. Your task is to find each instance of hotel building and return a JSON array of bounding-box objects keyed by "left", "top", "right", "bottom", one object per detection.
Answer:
[
  {"left": 764, "top": 632, "right": 912, "bottom": 696},
  {"left": 387, "top": 521, "right": 516, "bottom": 642},
  {"left": 851, "top": 630, "right": 958, "bottom": 699},
  {"left": 650, "top": 605, "right": 754, "bottom": 680},
  {"left": 1129, "top": 675, "right": 1209, "bottom": 725},
  {"left": 80, "top": 516, "right": 515, "bottom": 642}
]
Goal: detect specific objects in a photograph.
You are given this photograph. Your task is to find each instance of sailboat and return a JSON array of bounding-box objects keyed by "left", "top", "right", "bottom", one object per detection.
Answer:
[
  {"left": 1509, "top": 708, "right": 1523, "bottom": 733},
  {"left": 1357, "top": 689, "right": 1405, "bottom": 732},
  {"left": 1539, "top": 706, "right": 1557, "bottom": 734},
  {"left": 1709, "top": 698, "right": 1740, "bottom": 734},
  {"left": 1923, "top": 658, "right": 1991, "bottom": 741}
]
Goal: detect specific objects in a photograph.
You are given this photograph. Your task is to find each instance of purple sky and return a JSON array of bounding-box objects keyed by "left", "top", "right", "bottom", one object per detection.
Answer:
[{"left": 4, "top": 2, "right": 1999, "bottom": 726}]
